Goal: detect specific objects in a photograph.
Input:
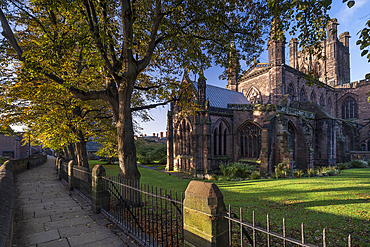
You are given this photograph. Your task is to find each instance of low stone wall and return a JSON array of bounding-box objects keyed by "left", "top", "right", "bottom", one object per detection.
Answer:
[
  {"left": 0, "top": 161, "right": 15, "bottom": 247},
  {"left": 0, "top": 154, "right": 47, "bottom": 247},
  {"left": 12, "top": 154, "right": 47, "bottom": 174}
]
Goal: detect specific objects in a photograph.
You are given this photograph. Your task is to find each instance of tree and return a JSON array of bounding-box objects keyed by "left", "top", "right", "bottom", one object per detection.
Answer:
[
  {"left": 0, "top": 0, "right": 337, "bottom": 181},
  {"left": 0, "top": 67, "right": 113, "bottom": 168}
]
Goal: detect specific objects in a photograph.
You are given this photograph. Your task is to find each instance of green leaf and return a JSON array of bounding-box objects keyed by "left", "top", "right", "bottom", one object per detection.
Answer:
[
  {"left": 347, "top": 1, "right": 355, "bottom": 8},
  {"left": 323, "top": 0, "right": 332, "bottom": 7},
  {"left": 296, "top": 12, "right": 303, "bottom": 21},
  {"left": 361, "top": 50, "right": 368, "bottom": 56}
]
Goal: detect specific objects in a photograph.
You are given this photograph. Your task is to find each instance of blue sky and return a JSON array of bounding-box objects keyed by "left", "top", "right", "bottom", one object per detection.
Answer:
[{"left": 140, "top": 1, "right": 370, "bottom": 137}]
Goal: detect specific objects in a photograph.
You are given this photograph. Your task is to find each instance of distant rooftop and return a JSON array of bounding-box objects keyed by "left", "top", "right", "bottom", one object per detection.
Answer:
[{"left": 193, "top": 83, "right": 250, "bottom": 108}]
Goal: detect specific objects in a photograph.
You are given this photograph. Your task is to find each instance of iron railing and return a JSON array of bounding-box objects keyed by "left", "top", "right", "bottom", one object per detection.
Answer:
[
  {"left": 60, "top": 162, "right": 68, "bottom": 182},
  {"left": 102, "top": 175, "right": 183, "bottom": 247},
  {"left": 73, "top": 167, "right": 92, "bottom": 201},
  {"left": 223, "top": 205, "right": 353, "bottom": 247}
]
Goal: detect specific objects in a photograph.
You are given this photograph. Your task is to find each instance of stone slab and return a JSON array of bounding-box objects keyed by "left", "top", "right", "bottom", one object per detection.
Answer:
[
  {"left": 75, "top": 237, "right": 124, "bottom": 247},
  {"left": 51, "top": 211, "right": 91, "bottom": 222},
  {"left": 27, "top": 229, "right": 60, "bottom": 245},
  {"left": 45, "top": 215, "right": 92, "bottom": 230},
  {"left": 37, "top": 238, "right": 70, "bottom": 247},
  {"left": 58, "top": 222, "right": 101, "bottom": 238},
  {"left": 67, "top": 230, "right": 116, "bottom": 246},
  {"left": 35, "top": 206, "right": 82, "bottom": 218}
]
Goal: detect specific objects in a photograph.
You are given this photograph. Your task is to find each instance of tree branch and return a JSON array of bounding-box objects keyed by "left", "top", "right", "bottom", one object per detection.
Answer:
[
  {"left": 83, "top": 0, "right": 115, "bottom": 74},
  {"left": 136, "top": 0, "right": 163, "bottom": 72},
  {"left": 131, "top": 100, "right": 171, "bottom": 112},
  {"left": 134, "top": 85, "right": 160, "bottom": 90},
  {"left": 0, "top": 8, "right": 24, "bottom": 61}
]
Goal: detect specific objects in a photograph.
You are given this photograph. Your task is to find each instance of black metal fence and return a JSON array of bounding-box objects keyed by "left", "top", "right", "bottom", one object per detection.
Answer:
[
  {"left": 73, "top": 167, "right": 92, "bottom": 201},
  {"left": 102, "top": 175, "right": 183, "bottom": 247},
  {"left": 223, "top": 205, "right": 353, "bottom": 247}
]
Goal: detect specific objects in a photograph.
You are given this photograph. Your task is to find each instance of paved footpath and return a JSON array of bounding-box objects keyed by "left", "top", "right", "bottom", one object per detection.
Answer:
[{"left": 13, "top": 156, "right": 141, "bottom": 247}]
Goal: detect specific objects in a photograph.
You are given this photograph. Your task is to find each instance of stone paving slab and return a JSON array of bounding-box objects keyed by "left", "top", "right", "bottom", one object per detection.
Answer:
[
  {"left": 67, "top": 230, "right": 118, "bottom": 246},
  {"left": 27, "top": 229, "right": 60, "bottom": 245},
  {"left": 37, "top": 238, "right": 70, "bottom": 247},
  {"left": 13, "top": 156, "right": 142, "bottom": 247}
]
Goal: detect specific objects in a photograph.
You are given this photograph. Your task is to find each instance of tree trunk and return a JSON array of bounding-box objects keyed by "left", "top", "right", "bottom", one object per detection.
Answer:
[
  {"left": 67, "top": 144, "right": 76, "bottom": 161},
  {"left": 116, "top": 84, "right": 140, "bottom": 181},
  {"left": 116, "top": 80, "right": 141, "bottom": 206},
  {"left": 63, "top": 146, "right": 70, "bottom": 160},
  {"left": 74, "top": 132, "right": 89, "bottom": 168}
]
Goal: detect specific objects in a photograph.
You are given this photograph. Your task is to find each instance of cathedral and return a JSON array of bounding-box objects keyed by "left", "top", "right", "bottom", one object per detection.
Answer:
[{"left": 166, "top": 19, "right": 370, "bottom": 175}]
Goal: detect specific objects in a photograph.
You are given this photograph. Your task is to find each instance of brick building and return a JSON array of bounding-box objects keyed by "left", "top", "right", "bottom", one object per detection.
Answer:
[
  {"left": 0, "top": 133, "right": 28, "bottom": 159},
  {"left": 167, "top": 19, "right": 370, "bottom": 176}
]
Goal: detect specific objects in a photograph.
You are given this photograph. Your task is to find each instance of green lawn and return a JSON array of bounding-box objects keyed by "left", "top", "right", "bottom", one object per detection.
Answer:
[{"left": 89, "top": 160, "right": 370, "bottom": 246}]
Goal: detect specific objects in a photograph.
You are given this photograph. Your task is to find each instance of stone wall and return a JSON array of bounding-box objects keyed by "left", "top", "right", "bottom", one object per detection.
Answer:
[
  {"left": 0, "top": 154, "right": 47, "bottom": 247},
  {"left": 0, "top": 161, "right": 14, "bottom": 247}
]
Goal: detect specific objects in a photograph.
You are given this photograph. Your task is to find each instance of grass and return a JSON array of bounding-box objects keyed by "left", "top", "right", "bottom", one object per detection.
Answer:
[{"left": 88, "top": 160, "right": 370, "bottom": 246}]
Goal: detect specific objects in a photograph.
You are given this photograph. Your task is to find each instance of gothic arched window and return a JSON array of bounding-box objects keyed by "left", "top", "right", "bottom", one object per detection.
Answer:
[
  {"left": 224, "top": 129, "right": 227, "bottom": 155},
  {"left": 319, "top": 95, "right": 325, "bottom": 107},
  {"left": 176, "top": 119, "right": 192, "bottom": 156},
  {"left": 327, "top": 97, "right": 332, "bottom": 115},
  {"left": 288, "top": 122, "right": 296, "bottom": 162},
  {"left": 239, "top": 122, "right": 261, "bottom": 159},
  {"left": 214, "top": 128, "right": 218, "bottom": 156},
  {"left": 287, "top": 83, "right": 294, "bottom": 101},
  {"left": 310, "top": 91, "right": 316, "bottom": 101},
  {"left": 246, "top": 87, "right": 262, "bottom": 104},
  {"left": 342, "top": 96, "right": 358, "bottom": 119},
  {"left": 218, "top": 123, "right": 223, "bottom": 155},
  {"left": 300, "top": 87, "right": 306, "bottom": 101}
]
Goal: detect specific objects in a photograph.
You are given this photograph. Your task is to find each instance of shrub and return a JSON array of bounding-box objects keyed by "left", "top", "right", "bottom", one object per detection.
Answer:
[
  {"left": 293, "top": 170, "right": 304, "bottom": 178},
  {"left": 219, "top": 162, "right": 255, "bottom": 178},
  {"left": 226, "top": 177, "right": 231, "bottom": 181},
  {"left": 319, "top": 166, "right": 328, "bottom": 176},
  {"left": 274, "top": 160, "right": 290, "bottom": 179},
  {"left": 282, "top": 167, "right": 292, "bottom": 177},
  {"left": 307, "top": 168, "right": 317, "bottom": 177},
  {"left": 250, "top": 171, "right": 260, "bottom": 180},
  {"left": 349, "top": 160, "right": 368, "bottom": 168},
  {"left": 219, "top": 162, "right": 230, "bottom": 176},
  {"left": 211, "top": 174, "right": 219, "bottom": 181},
  {"left": 136, "top": 141, "right": 167, "bottom": 164},
  {"left": 218, "top": 177, "right": 223, "bottom": 181}
]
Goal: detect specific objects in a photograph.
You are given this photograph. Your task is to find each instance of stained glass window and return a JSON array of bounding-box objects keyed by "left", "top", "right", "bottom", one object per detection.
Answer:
[
  {"left": 287, "top": 83, "right": 294, "bottom": 101},
  {"left": 246, "top": 87, "right": 262, "bottom": 104},
  {"left": 319, "top": 95, "right": 324, "bottom": 107},
  {"left": 310, "top": 91, "right": 316, "bottom": 101},
  {"left": 342, "top": 96, "right": 357, "bottom": 119},
  {"left": 239, "top": 123, "right": 261, "bottom": 159}
]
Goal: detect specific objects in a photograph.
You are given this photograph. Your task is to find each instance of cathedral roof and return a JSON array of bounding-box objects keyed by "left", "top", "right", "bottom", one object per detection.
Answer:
[{"left": 193, "top": 83, "right": 250, "bottom": 108}]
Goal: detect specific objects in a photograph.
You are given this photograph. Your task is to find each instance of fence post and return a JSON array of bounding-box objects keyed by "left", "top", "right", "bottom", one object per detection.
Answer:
[
  {"left": 92, "top": 165, "right": 110, "bottom": 214},
  {"left": 55, "top": 157, "right": 59, "bottom": 174},
  {"left": 68, "top": 160, "right": 74, "bottom": 191},
  {"left": 58, "top": 160, "right": 62, "bottom": 180},
  {"left": 183, "top": 180, "right": 228, "bottom": 247}
]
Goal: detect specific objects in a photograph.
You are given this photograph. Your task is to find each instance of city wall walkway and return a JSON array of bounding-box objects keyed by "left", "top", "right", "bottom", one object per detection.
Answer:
[{"left": 13, "top": 156, "right": 140, "bottom": 247}]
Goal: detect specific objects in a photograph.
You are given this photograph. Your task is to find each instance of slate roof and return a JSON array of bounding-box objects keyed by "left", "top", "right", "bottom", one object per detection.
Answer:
[
  {"left": 193, "top": 83, "right": 250, "bottom": 108},
  {"left": 86, "top": 141, "right": 101, "bottom": 152}
]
